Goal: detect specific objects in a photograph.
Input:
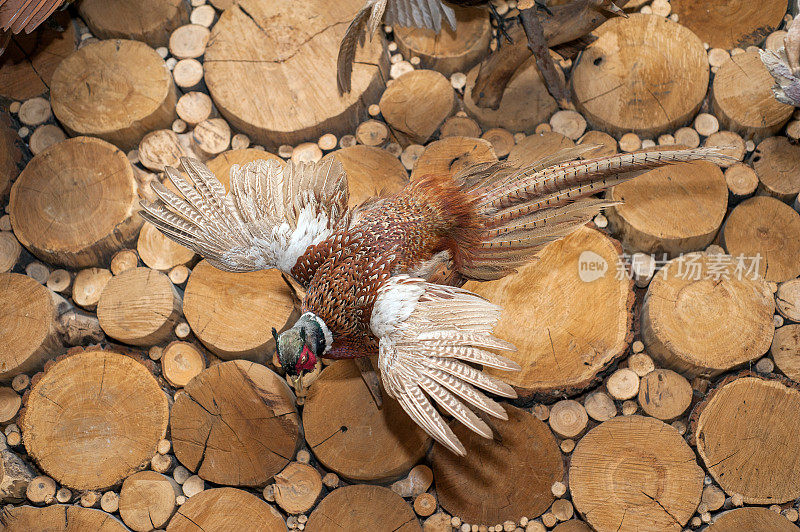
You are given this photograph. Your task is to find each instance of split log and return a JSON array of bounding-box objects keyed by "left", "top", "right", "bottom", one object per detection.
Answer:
[
  {"left": 137, "top": 222, "right": 196, "bottom": 272},
  {"left": 97, "top": 267, "right": 182, "bottom": 346},
  {"left": 464, "top": 57, "right": 559, "bottom": 134},
  {"left": 464, "top": 226, "right": 633, "bottom": 399},
  {"left": 206, "top": 148, "right": 285, "bottom": 191},
  {"left": 166, "top": 488, "right": 286, "bottom": 531},
  {"left": 722, "top": 196, "right": 800, "bottom": 282},
  {"left": 21, "top": 349, "right": 169, "bottom": 490},
  {"left": 380, "top": 69, "right": 456, "bottom": 145},
  {"left": 204, "top": 0, "right": 388, "bottom": 148},
  {"left": 0, "top": 232, "right": 21, "bottom": 273},
  {"left": 323, "top": 145, "right": 408, "bottom": 207},
  {"left": 571, "top": 14, "right": 708, "bottom": 137},
  {"left": 51, "top": 40, "right": 177, "bottom": 151},
  {"left": 161, "top": 341, "right": 206, "bottom": 388},
  {"left": 302, "top": 360, "right": 430, "bottom": 482},
  {"left": 0, "top": 505, "right": 128, "bottom": 531},
  {"left": 707, "top": 507, "right": 800, "bottom": 532},
  {"left": 480, "top": 128, "right": 515, "bottom": 158},
  {"left": 305, "top": 485, "right": 420, "bottom": 532},
  {"left": 642, "top": 252, "right": 775, "bottom": 378},
  {"left": 724, "top": 163, "right": 758, "bottom": 200},
  {"left": 772, "top": 325, "right": 800, "bottom": 383},
  {"left": 176, "top": 92, "right": 214, "bottom": 127},
  {"left": 0, "top": 447, "right": 34, "bottom": 503},
  {"left": 170, "top": 361, "right": 301, "bottom": 486},
  {"left": 169, "top": 24, "right": 210, "bottom": 60},
  {"left": 183, "top": 260, "right": 298, "bottom": 361},
  {"left": 671, "top": 0, "right": 786, "bottom": 48},
  {"left": 508, "top": 131, "right": 573, "bottom": 166},
  {"left": 79, "top": 0, "right": 189, "bottom": 47},
  {"left": 119, "top": 471, "right": 181, "bottom": 532},
  {"left": 571, "top": 416, "right": 703, "bottom": 531},
  {"left": 605, "top": 161, "right": 728, "bottom": 256},
  {"left": 273, "top": 462, "right": 323, "bottom": 515},
  {"left": 752, "top": 136, "right": 800, "bottom": 202},
  {"left": 394, "top": 6, "right": 490, "bottom": 76},
  {"left": 10, "top": 137, "right": 142, "bottom": 268},
  {"left": 776, "top": 279, "right": 800, "bottom": 322},
  {"left": 411, "top": 136, "right": 497, "bottom": 181},
  {"left": 72, "top": 268, "right": 112, "bottom": 311},
  {"left": 637, "top": 369, "right": 692, "bottom": 421},
  {"left": 711, "top": 52, "right": 793, "bottom": 142},
  {"left": 0, "top": 273, "right": 61, "bottom": 381},
  {"left": 431, "top": 405, "right": 563, "bottom": 524},
  {"left": 694, "top": 375, "right": 800, "bottom": 504},
  {"left": 0, "top": 12, "right": 76, "bottom": 101},
  {"left": 439, "top": 116, "right": 482, "bottom": 139},
  {"left": 138, "top": 129, "right": 189, "bottom": 172}
]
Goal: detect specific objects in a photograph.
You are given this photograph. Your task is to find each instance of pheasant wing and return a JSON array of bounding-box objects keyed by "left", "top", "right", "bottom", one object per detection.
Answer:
[
  {"left": 140, "top": 157, "right": 349, "bottom": 278},
  {"left": 371, "top": 275, "right": 519, "bottom": 455},
  {"left": 385, "top": 0, "right": 457, "bottom": 31}
]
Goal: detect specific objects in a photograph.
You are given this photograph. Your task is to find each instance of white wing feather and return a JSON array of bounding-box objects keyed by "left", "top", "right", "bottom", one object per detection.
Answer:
[
  {"left": 139, "top": 157, "right": 348, "bottom": 275},
  {"left": 371, "top": 276, "right": 520, "bottom": 455}
]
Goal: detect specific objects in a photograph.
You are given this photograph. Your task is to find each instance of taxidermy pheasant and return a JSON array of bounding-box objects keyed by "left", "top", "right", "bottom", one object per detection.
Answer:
[{"left": 140, "top": 146, "right": 728, "bottom": 455}]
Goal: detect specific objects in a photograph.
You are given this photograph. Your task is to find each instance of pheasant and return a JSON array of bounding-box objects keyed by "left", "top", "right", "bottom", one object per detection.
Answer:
[{"left": 140, "top": 146, "right": 729, "bottom": 455}]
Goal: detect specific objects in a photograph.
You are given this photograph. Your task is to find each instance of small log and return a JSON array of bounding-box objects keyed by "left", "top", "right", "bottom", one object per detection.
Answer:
[
  {"left": 17, "top": 97, "right": 51, "bottom": 127},
  {"left": 291, "top": 142, "right": 323, "bottom": 164},
  {"left": 752, "top": 136, "right": 800, "bottom": 202},
  {"left": 400, "top": 144, "right": 426, "bottom": 171},
  {"left": 549, "top": 110, "right": 587, "bottom": 141},
  {"left": 722, "top": 196, "right": 800, "bottom": 282},
  {"left": 508, "top": 131, "right": 573, "bottom": 166},
  {"left": 305, "top": 485, "right": 418, "bottom": 532},
  {"left": 0, "top": 505, "right": 129, "bottom": 530},
  {"left": 169, "top": 24, "right": 210, "bottom": 59},
  {"left": 176, "top": 92, "right": 214, "bottom": 127},
  {"left": 702, "top": 485, "right": 726, "bottom": 512},
  {"left": 693, "top": 113, "right": 719, "bottom": 137},
  {"left": 0, "top": 232, "right": 21, "bottom": 274},
  {"left": 172, "top": 59, "right": 205, "bottom": 91},
  {"left": 606, "top": 368, "right": 640, "bottom": 400},
  {"left": 711, "top": 52, "right": 793, "bottom": 142},
  {"left": 24, "top": 262, "right": 49, "bottom": 285},
  {"left": 206, "top": 148, "right": 285, "bottom": 191},
  {"left": 72, "top": 268, "right": 112, "bottom": 311},
  {"left": 702, "top": 131, "right": 745, "bottom": 165},
  {"left": 46, "top": 269, "right": 71, "bottom": 295},
  {"left": 355, "top": 119, "right": 390, "bottom": 147},
  {"left": 323, "top": 145, "right": 408, "bottom": 207},
  {"left": 414, "top": 493, "right": 437, "bottom": 517},
  {"left": 97, "top": 267, "right": 182, "bottom": 346},
  {"left": 431, "top": 405, "right": 563, "bottom": 524},
  {"left": 190, "top": 5, "right": 216, "bottom": 27},
  {"left": 204, "top": 0, "right": 387, "bottom": 148},
  {"left": 394, "top": 6, "right": 490, "bottom": 76},
  {"left": 110, "top": 249, "right": 139, "bottom": 276},
  {"left": 618, "top": 133, "right": 641, "bottom": 153},
  {"left": 10, "top": 137, "right": 142, "bottom": 268},
  {"left": 119, "top": 471, "right": 181, "bottom": 532},
  {"left": 161, "top": 341, "right": 206, "bottom": 388},
  {"left": 671, "top": 0, "right": 785, "bottom": 48},
  {"left": 183, "top": 260, "right": 298, "bottom": 361},
  {"left": 181, "top": 475, "right": 204, "bottom": 498},
  {"left": 552, "top": 521, "right": 591, "bottom": 532},
  {"left": 694, "top": 375, "right": 800, "bottom": 504},
  {"left": 724, "top": 163, "right": 758, "bottom": 200},
  {"left": 480, "top": 128, "right": 515, "bottom": 158},
  {"left": 21, "top": 349, "right": 169, "bottom": 490},
  {"left": 464, "top": 226, "right": 633, "bottom": 399},
  {"left": 100, "top": 491, "right": 119, "bottom": 514},
  {"left": 571, "top": 14, "right": 708, "bottom": 137},
  {"left": 11, "top": 375, "right": 29, "bottom": 393},
  {"left": 0, "top": 273, "right": 62, "bottom": 380},
  {"left": 51, "top": 41, "right": 177, "bottom": 151},
  {"left": 138, "top": 129, "right": 189, "bottom": 172},
  {"left": 0, "top": 387, "right": 21, "bottom": 423},
  {"left": 167, "top": 488, "right": 286, "bottom": 531},
  {"left": 627, "top": 352, "right": 655, "bottom": 377},
  {"left": 171, "top": 361, "right": 301, "bottom": 486},
  {"left": 412, "top": 136, "right": 497, "bottom": 181},
  {"left": 79, "top": 0, "right": 189, "bottom": 47},
  {"left": 642, "top": 252, "right": 775, "bottom": 378},
  {"left": 776, "top": 279, "right": 800, "bottom": 322},
  {"left": 548, "top": 399, "right": 588, "bottom": 438},
  {"left": 464, "top": 57, "right": 559, "bottom": 134},
  {"left": 673, "top": 127, "right": 700, "bottom": 148},
  {"left": 138, "top": 222, "right": 196, "bottom": 272},
  {"left": 439, "top": 116, "right": 482, "bottom": 139},
  {"left": 583, "top": 391, "right": 617, "bottom": 422},
  {"left": 380, "top": 70, "right": 456, "bottom": 145},
  {"left": 317, "top": 133, "right": 337, "bottom": 151},
  {"left": 605, "top": 161, "right": 728, "bottom": 256},
  {"left": 80, "top": 491, "right": 101, "bottom": 508},
  {"left": 303, "top": 360, "right": 430, "bottom": 482},
  {"left": 637, "top": 369, "right": 692, "bottom": 421},
  {"left": 570, "top": 416, "right": 703, "bottom": 531},
  {"left": 707, "top": 507, "right": 800, "bottom": 532},
  {"left": 26, "top": 475, "right": 56, "bottom": 504},
  {"left": 192, "top": 118, "right": 231, "bottom": 159},
  {"left": 273, "top": 462, "right": 322, "bottom": 515},
  {"left": 772, "top": 324, "right": 800, "bottom": 387}
]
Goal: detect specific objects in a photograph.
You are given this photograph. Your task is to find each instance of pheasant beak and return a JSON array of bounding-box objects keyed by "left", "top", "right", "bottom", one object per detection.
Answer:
[{"left": 290, "top": 374, "right": 305, "bottom": 397}]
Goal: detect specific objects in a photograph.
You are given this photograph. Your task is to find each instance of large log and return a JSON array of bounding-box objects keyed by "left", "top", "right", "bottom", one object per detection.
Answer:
[
  {"left": 21, "top": 350, "right": 169, "bottom": 490},
  {"left": 204, "top": 0, "right": 387, "bottom": 148},
  {"left": 571, "top": 14, "right": 708, "bottom": 138},
  {"left": 431, "top": 405, "right": 564, "bottom": 524},
  {"left": 464, "top": 226, "right": 633, "bottom": 400},
  {"left": 51, "top": 40, "right": 177, "bottom": 151},
  {"left": 0, "top": 505, "right": 128, "bottom": 531},
  {"left": 9, "top": 137, "right": 142, "bottom": 269},
  {"left": 570, "top": 416, "right": 704, "bottom": 532},
  {"left": 79, "top": 0, "right": 189, "bottom": 47},
  {"left": 324, "top": 145, "right": 409, "bottom": 207},
  {"left": 170, "top": 361, "right": 301, "bottom": 486},
  {"left": 305, "top": 485, "right": 420, "bottom": 532},
  {"left": 183, "top": 260, "right": 298, "bottom": 361},
  {"left": 671, "top": 0, "right": 786, "bottom": 49},
  {"left": 641, "top": 252, "right": 774, "bottom": 378},
  {"left": 707, "top": 507, "right": 800, "bottom": 532},
  {"left": 693, "top": 375, "right": 800, "bottom": 504},
  {"left": 166, "top": 488, "right": 286, "bottom": 531},
  {"left": 605, "top": 161, "right": 728, "bottom": 257},
  {"left": 302, "top": 360, "right": 430, "bottom": 482}
]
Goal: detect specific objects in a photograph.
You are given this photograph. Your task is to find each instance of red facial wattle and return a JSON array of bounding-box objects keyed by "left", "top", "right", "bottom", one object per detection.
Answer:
[{"left": 296, "top": 345, "right": 317, "bottom": 373}]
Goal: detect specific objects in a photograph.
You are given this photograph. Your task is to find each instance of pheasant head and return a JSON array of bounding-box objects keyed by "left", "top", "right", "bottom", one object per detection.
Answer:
[{"left": 273, "top": 312, "right": 332, "bottom": 381}]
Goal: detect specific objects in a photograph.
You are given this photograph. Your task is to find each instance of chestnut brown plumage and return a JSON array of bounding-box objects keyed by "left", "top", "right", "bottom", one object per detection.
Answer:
[
  {"left": 140, "top": 146, "right": 731, "bottom": 455},
  {"left": 0, "top": 0, "right": 69, "bottom": 55}
]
